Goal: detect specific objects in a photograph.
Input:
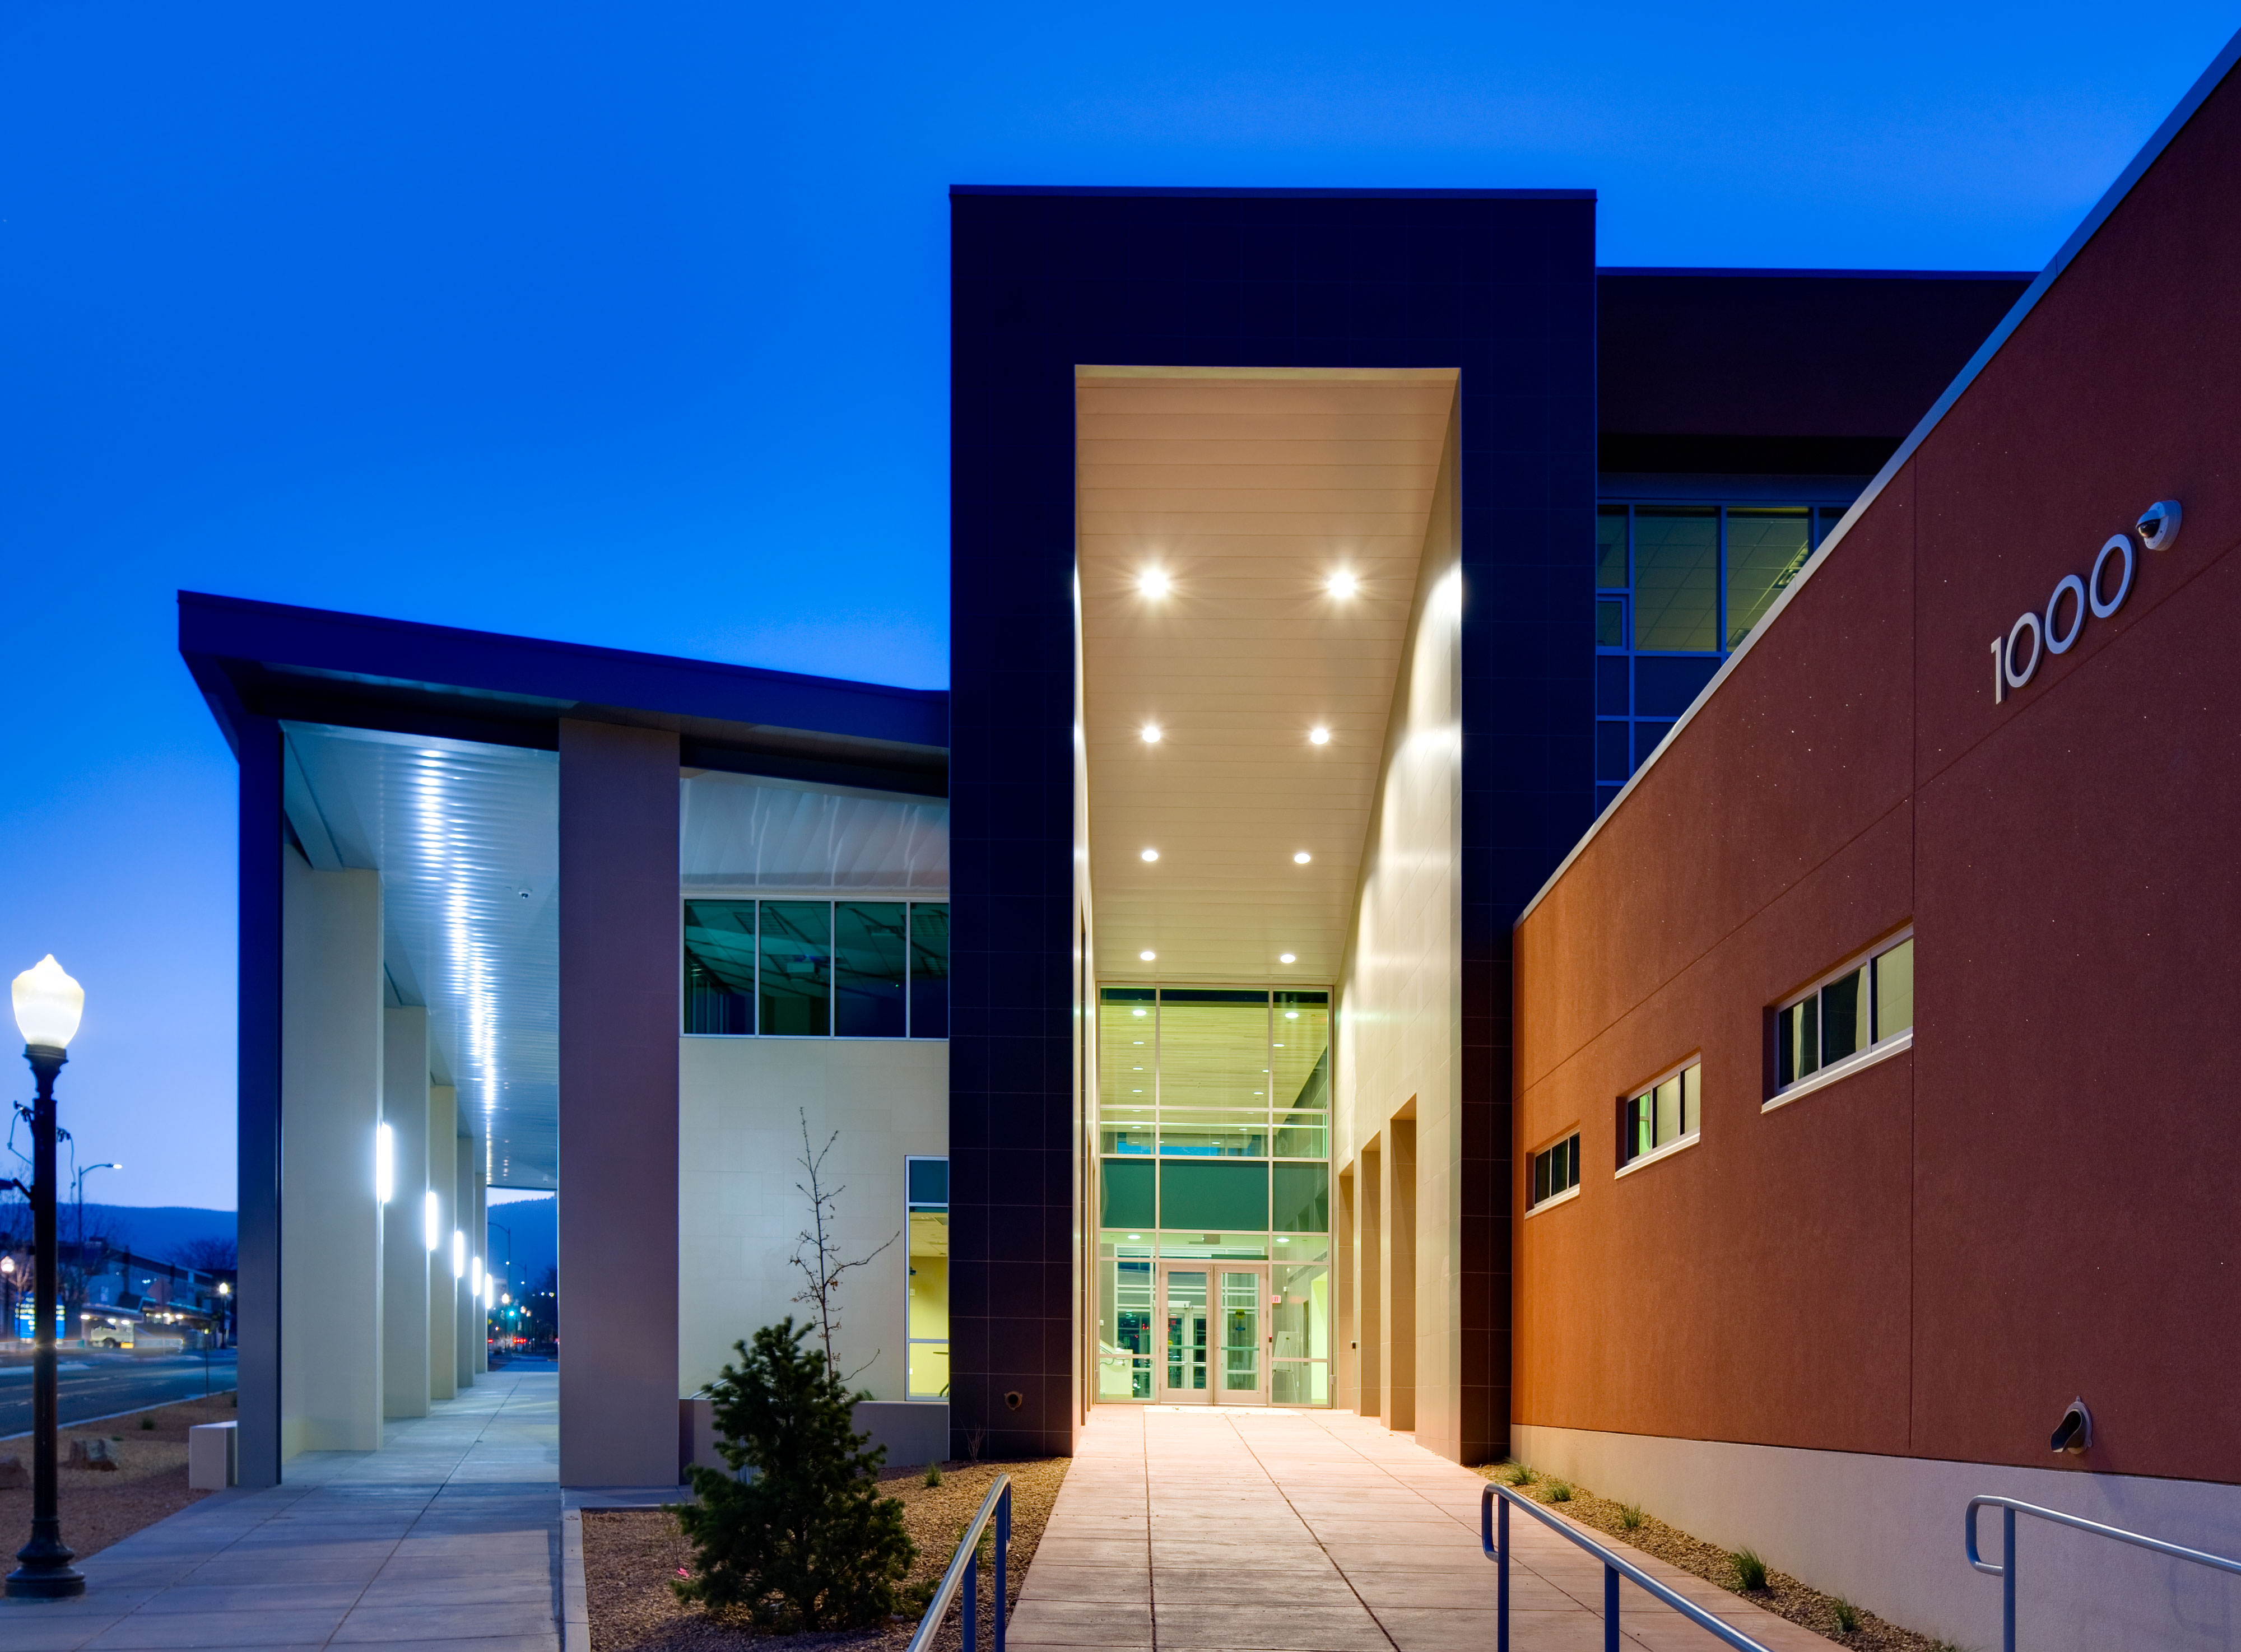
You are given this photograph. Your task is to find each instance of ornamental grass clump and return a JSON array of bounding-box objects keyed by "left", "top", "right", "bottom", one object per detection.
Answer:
[
  {"left": 673, "top": 1318, "right": 917, "bottom": 1631},
  {"left": 1545, "top": 1479, "right": 1574, "bottom": 1503},
  {"left": 1503, "top": 1462, "right": 1536, "bottom": 1487},
  {"left": 1731, "top": 1547, "right": 1769, "bottom": 1592},
  {"left": 1619, "top": 1502, "right": 1644, "bottom": 1530}
]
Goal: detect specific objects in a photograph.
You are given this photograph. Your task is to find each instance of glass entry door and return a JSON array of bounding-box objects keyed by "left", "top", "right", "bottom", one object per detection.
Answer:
[{"left": 1159, "top": 1263, "right": 1268, "bottom": 1405}]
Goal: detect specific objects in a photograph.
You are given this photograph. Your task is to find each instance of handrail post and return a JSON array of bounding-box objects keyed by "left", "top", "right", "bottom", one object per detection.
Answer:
[
  {"left": 963, "top": 1548, "right": 978, "bottom": 1650},
  {"left": 1604, "top": 1562, "right": 1619, "bottom": 1652},
  {"left": 2002, "top": 1505, "right": 2015, "bottom": 1652},
  {"left": 1498, "top": 1495, "right": 1510, "bottom": 1652},
  {"left": 995, "top": 1482, "right": 1011, "bottom": 1652}
]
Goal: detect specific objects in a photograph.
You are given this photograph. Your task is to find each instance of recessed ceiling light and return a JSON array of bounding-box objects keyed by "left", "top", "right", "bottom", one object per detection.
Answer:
[
  {"left": 1140, "top": 950, "right": 1156, "bottom": 962},
  {"left": 1309, "top": 727, "right": 1330, "bottom": 744},
  {"left": 1285, "top": 1010, "right": 1299, "bottom": 1019},
  {"left": 1138, "top": 569, "right": 1171, "bottom": 598},
  {"left": 1141, "top": 848, "right": 1159, "bottom": 862},
  {"left": 1141, "top": 724, "right": 1162, "bottom": 743},
  {"left": 1328, "top": 571, "right": 1359, "bottom": 598},
  {"left": 1280, "top": 953, "right": 1296, "bottom": 964},
  {"left": 1293, "top": 851, "right": 1312, "bottom": 864}
]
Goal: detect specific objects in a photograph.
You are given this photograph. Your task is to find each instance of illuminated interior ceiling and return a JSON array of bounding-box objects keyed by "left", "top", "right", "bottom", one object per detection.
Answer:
[
  {"left": 282, "top": 723, "right": 559, "bottom": 1189},
  {"left": 1077, "top": 366, "right": 1458, "bottom": 986}
]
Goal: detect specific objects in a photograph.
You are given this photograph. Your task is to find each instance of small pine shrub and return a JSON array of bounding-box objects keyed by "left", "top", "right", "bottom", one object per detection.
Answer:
[
  {"left": 923, "top": 1462, "right": 942, "bottom": 1488},
  {"left": 1831, "top": 1596, "right": 1859, "bottom": 1632},
  {"left": 673, "top": 1318, "right": 917, "bottom": 1631},
  {"left": 1731, "top": 1548, "right": 1769, "bottom": 1591},
  {"left": 1545, "top": 1479, "right": 1573, "bottom": 1502},
  {"left": 1619, "top": 1503, "right": 1644, "bottom": 1530},
  {"left": 1503, "top": 1462, "right": 1536, "bottom": 1487}
]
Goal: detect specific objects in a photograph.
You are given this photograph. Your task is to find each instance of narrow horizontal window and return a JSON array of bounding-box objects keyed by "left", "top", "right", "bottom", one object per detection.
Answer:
[
  {"left": 1528, "top": 1132, "right": 1580, "bottom": 1208},
  {"left": 1774, "top": 932, "right": 1913, "bottom": 1096},
  {"left": 1619, "top": 1062, "right": 1700, "bottom": 1168}
]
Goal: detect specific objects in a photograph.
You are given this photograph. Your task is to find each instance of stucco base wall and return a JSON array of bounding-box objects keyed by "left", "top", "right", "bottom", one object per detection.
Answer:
[
  {"left": 1513, "top": 1423, "right": 2241, "bottom": 1652},
  {"left": 679, "top": 1037, "right": 948, "bottom": 1403}
]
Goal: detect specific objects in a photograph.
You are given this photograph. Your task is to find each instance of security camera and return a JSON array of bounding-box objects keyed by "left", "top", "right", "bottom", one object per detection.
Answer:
[
  {"left": 2050, "top": 1397, "right": 2093, "bottom": 1455},
  {"left": 2136, "top": 500, "right": 2182, "bottom": 551}
]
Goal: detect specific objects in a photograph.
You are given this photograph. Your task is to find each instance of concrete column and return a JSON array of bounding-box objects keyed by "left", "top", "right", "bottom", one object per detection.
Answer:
[
  {"left": 473, "top": 1175, "right": 489, "bottom": 1374},
  {"left": 429, "top": 1084, "right": 457, "bottom": 1402},
  {"left": 382, "top": 1008, "right": 433, "bottom": 1420},
  {"left": 1333, "top": 1167, "right": 1356, "bottom": 1414},
  {"left": 559, "top": 719, "right": 680, "bottom": 1488},
  {"left": 280, "top": 850, "right": 384, "bottom": 1457},
  {"left": 1383, "top": 1115, "right": 1417, "bottom": 1433},
  {"left": 1359, "top": 1142, "right": 1382, "bottom": 1419},
  {"left": 455, "top": 1130, "right": 477, "bottom": 1390}
]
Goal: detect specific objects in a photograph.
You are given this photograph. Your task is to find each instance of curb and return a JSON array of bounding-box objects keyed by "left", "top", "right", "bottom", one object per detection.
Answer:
[{"left": 561, "top": 1508, "right": 589, "bottom": 1652}]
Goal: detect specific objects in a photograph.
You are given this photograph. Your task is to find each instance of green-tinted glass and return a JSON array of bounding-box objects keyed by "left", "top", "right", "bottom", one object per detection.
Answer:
[
  {"left": 1100, "top": 1159, "right": 1156, "bottom": 1230},
  {"left": 1596, "top": 507, "right": 1629, "bottom": 588},
  {"left": 1160, "top": 990, "right": 1270, "bottom": 1157},
  {"left": 1597, "top": 598, "right": 1626, "bottom": 647},
  {"left": 1823, "top": 967, "right": 1867, "bottom": 1063},
  {"left": 1272, "top": 1263, "right": 1329, "bottom": 1361},
  {"left": 682, "top": 901, "right": 756, "bottom": 1035},
  {"left": 1159, "top": 1161, "right": 1270, "bottom": 1232},
  {"left": 833, "top": 902, "right": 906, "bottom": 1037},
  {"left": 909, "top": 904, "right": 949, "bottom": 1037},
  {"left": 1633, "top": 508, "right": 1718, "bottom": 651},
  {"left": 757, "top": 901, "right": 830, "bottom": 1035},
  {"left": 1726, "top": 509, "right": 1811, "bottom": 648},
  {"left": 1097, "top": 1251, "right": 1154, "bottom": 1400},
  {"left": 1272, "top": 1163, "right": 1328, "bottom": 1233},
  {"left": 1875, "top": 939, "right": 1914, "bottom": 1040},
  {"left": 1098, "top": 992, "right": 1158, "bottom": 1155}
]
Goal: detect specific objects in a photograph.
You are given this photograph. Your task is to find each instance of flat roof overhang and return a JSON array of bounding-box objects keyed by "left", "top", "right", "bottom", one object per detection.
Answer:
[{"left": 179, "top": 592, "right": 950, "bottom": 798}]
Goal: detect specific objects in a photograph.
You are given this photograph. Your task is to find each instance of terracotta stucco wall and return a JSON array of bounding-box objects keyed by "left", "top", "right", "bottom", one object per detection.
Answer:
[{"left": 1515, "top": 61, "right": 2241, "bottom": 1486}]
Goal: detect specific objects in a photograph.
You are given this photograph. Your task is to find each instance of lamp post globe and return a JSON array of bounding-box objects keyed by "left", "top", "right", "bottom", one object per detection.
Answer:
[{"left": 6, "top": 955, "right": 86, "bottom": 1600}]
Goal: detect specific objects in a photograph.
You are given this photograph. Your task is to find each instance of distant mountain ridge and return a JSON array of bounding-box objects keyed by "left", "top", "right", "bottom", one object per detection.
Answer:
[{"left": 0, "top": 1203, "right": 237, "bottom": 1267}]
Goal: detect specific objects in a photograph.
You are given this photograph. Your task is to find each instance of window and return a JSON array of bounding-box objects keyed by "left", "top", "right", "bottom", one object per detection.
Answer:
[
  {"left": 682, "top": 899, "right": 949, "bottom": 1037},
  {"left": 1775, "top": 935, "right": 1913, "bottom": 1093},
  {"left": 905, "top": 1157, "right": 947, "bottom": 1399},
  {"left": 1592, "top": 500, "right": 1855, "bottom": 818},
  {"left": 1528, "top": 1132, "right": 1580, "bottom": 1209},
  {"left": 1619, "top": 1061, "right": 1700, "bottom": 1168}
]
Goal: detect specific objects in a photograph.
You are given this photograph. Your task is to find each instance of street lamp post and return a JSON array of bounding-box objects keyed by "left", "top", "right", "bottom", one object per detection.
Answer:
[
  {"left": 1, "top": 1255, "right": 16, "bottom": 1347},
  {"left": 4, "top": 956, "right": 87, "bottom": 1599}
]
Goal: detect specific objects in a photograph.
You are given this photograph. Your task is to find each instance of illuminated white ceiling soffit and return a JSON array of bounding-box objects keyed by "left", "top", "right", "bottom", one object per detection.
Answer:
[
  {"left": 1078, "top": 366, "right": 1457, "bottom": 986},
  {"left": 282, "top": 723, "right": 559, "bottom": 1190}
]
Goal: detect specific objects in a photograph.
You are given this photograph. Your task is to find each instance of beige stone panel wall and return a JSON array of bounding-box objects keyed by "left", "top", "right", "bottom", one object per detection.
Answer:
[
  {"left": 1333, "top": 407, "right": 1462, "bottom": 1454},
  {"left": 380, "top": 1007, "right": 432, "bottom": 1420},
  {"left": 678, "top": 1037, "right": 949, "bottom": 1402},
  {"left": 279, "top": 853, "right": 385, "bottom": 1458},
  {"left": 427, "top": 1084, "right": 458, "bottom": 1402}
]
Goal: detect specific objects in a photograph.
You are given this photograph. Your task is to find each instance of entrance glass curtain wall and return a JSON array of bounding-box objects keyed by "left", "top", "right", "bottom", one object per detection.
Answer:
[{"left": 1095, "top": 987, "right": 1332, "bottom": 1404}]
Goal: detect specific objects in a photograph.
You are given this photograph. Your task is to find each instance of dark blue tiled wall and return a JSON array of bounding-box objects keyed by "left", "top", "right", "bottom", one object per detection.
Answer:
[{"left": 950, "top": 188, "right": 1598, "bottom": 1462}]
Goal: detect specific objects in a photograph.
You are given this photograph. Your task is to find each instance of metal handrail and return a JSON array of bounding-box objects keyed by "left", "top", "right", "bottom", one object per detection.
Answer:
[
  {"left": 908, "top": 1473, "right": 1011, "bottom": 1652},
  {"left": 1965, "top": 1493, "right": 2241, "bottom": 1652},
  {"left": 1482, "top": 1482, "right": 1774, "bottom": 1652}
]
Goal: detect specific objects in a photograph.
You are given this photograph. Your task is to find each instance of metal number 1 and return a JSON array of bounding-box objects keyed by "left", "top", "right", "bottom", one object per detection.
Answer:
[{"left": 1991, "top": 637, "right": 2005, "bottom": 704}]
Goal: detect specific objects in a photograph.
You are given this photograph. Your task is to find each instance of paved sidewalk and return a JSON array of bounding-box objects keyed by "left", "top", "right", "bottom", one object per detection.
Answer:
[
  {"left": 1010, "top": 1406, "right": 1833, "bottom": 1652},
  {"left": 0, "top": 1369, "right": 559, "bottom": 1651}
]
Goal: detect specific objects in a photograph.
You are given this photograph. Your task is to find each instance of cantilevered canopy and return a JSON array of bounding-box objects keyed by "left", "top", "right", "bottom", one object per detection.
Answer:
[
  {"left": 1077, "top": 367, "right": 1458, "bottom": 985},
  {"left": 180, "top": 593, "right": 952, "bottom": 1189}
]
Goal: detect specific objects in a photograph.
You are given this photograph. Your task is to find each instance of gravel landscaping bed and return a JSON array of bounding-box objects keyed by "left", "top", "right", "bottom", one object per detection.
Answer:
[
  {"left": 1477, "top": 1465, "right": 1967, "bottom": 1652},
  {"left": 0, "top": 1392, "right": 238, "bottom": 1562},
  {"left": 584, "top": 1457, "right": 1069, "bottom": 1651}
]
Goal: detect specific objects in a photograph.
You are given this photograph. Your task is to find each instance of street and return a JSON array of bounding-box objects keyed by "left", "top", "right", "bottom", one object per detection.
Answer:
[{"left": 0, "top": 1349, "right": 238, "bottom": 1439}]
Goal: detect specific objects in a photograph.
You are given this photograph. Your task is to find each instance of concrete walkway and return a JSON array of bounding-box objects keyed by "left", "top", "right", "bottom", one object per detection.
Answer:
[
  {"left": 0, "top": 1369, "right": 559, "bottom": 1651},
  {"left": 1011, "top": 1407, "right": 1834, "bottom": 1652}
]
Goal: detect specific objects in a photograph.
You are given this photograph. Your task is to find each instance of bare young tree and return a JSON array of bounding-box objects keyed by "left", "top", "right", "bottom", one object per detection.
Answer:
[{"left": 788, "top": 1110, "right": 897, "bottom": 1384}]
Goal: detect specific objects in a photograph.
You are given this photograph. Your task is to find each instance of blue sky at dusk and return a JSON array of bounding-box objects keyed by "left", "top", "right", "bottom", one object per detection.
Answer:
[{"left": 2, "top": 3, "right": 2233, "bottom": 1208}]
